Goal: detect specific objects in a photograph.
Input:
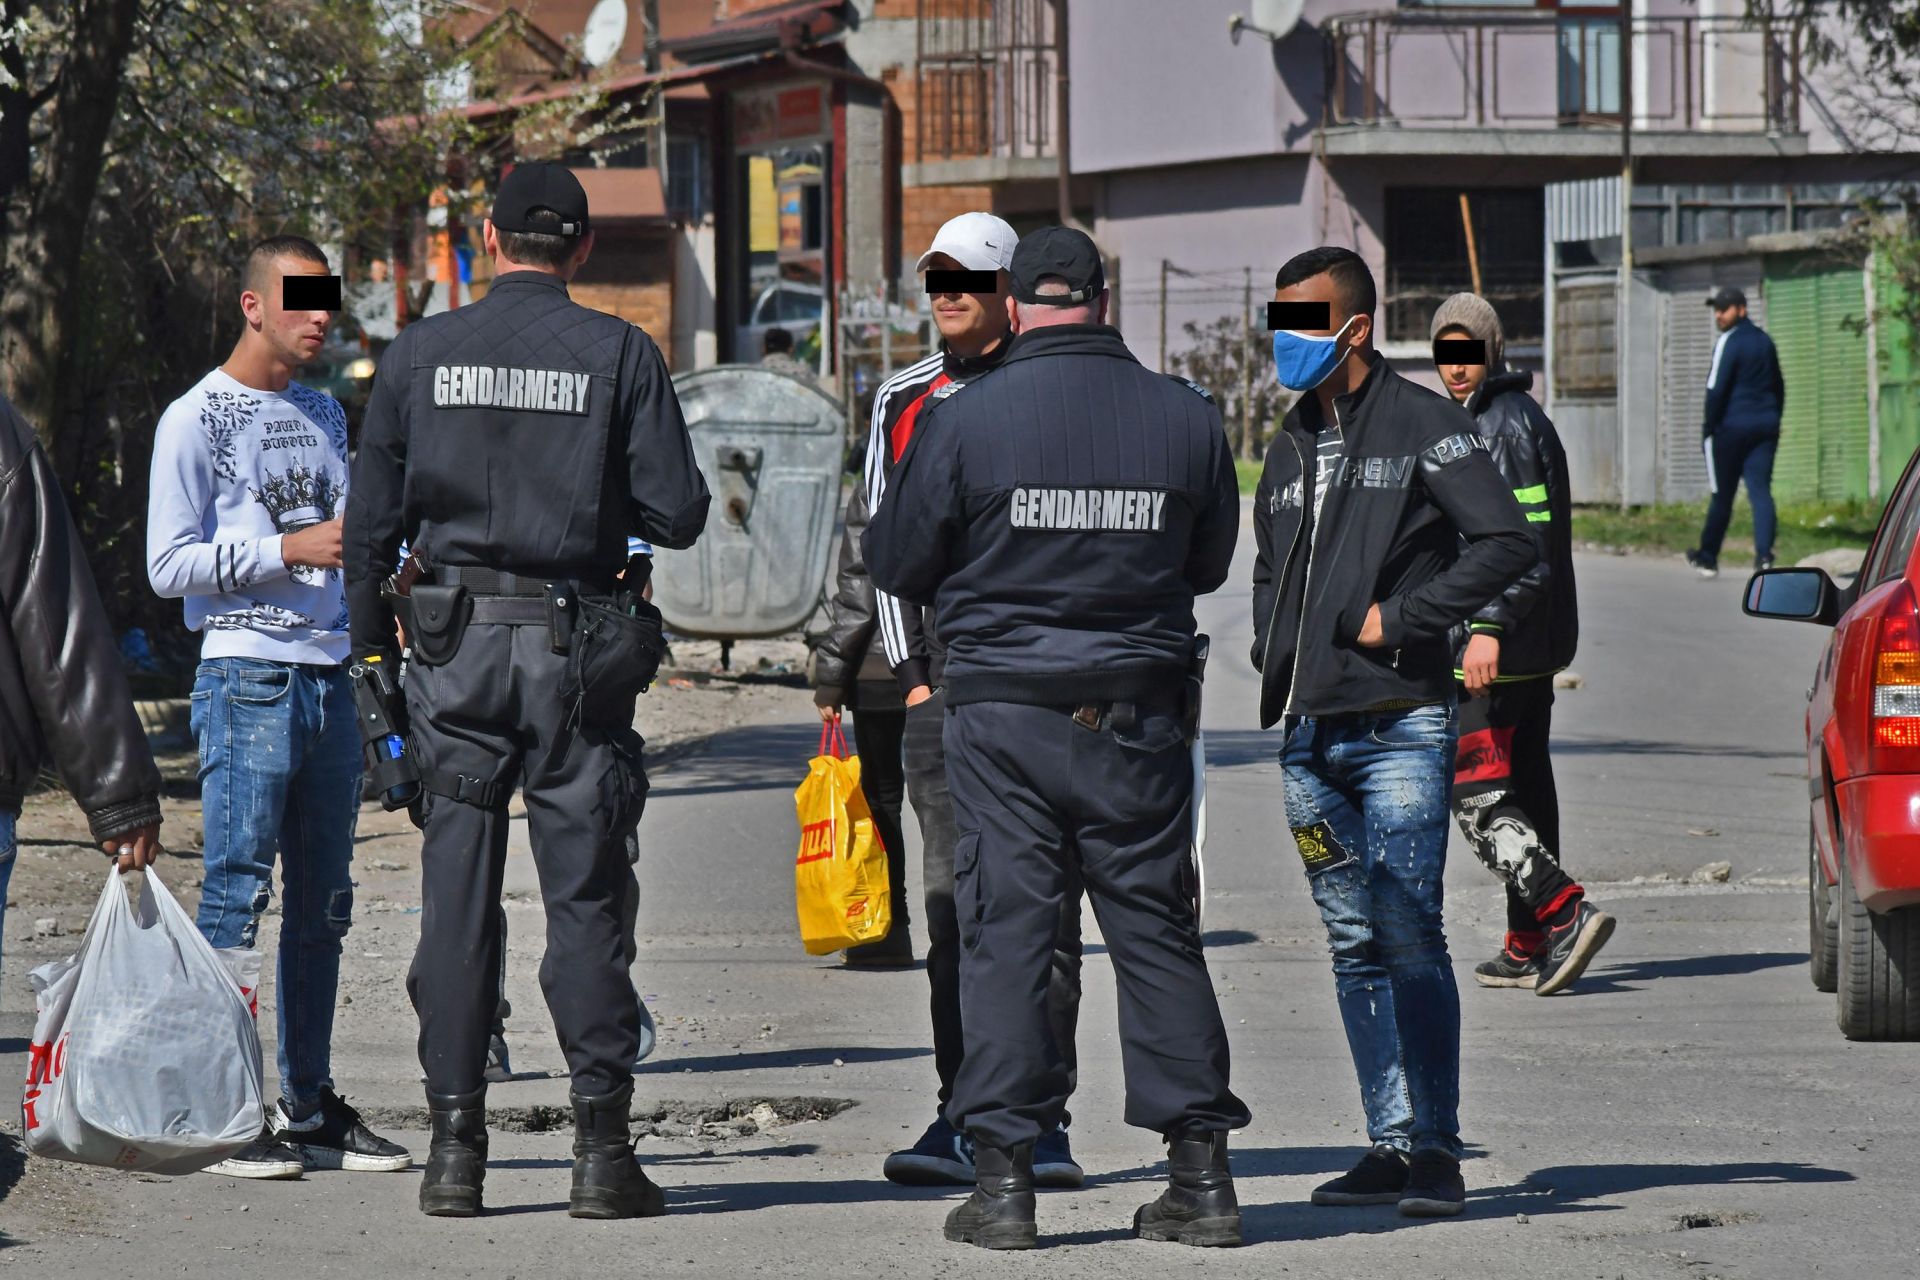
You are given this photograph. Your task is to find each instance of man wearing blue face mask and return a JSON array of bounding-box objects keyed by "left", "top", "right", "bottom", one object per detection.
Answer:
[{"left": 1249, "top": 247, "right": 1534, "bottom": 1219}]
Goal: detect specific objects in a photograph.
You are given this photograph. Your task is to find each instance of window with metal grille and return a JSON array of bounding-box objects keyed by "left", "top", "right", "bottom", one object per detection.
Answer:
[
  {"left": 1554, "top": 282, "right": 1618, "bottom": 398},
  {"left": 1384, "top": 187, "right": 1545, "bottom": 345}
]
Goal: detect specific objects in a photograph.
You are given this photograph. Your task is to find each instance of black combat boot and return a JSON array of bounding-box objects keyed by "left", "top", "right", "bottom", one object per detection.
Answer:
[
  {"left": 568, "top": 1083, "right": 666, "bottom": 1220},
  {"left": 419, "top": 1088, "right": 488, "bottom": 1217},
  {"left": 1134, "top": 1131, "right": 1243, "bottom": 1247},
  {"left": 943, "top": 1141, "right": 1037, "bottom": 1250}
]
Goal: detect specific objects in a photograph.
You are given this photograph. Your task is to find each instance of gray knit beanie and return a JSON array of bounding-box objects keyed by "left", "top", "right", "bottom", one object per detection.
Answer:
[{"left": 1429, "top": 292, "right": 1505, "bottom": 370}]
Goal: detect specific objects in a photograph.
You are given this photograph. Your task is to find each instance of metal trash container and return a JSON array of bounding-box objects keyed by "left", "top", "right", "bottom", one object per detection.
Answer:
[{"left": 652, "top": 365, "right": 845, "bottom": 640}]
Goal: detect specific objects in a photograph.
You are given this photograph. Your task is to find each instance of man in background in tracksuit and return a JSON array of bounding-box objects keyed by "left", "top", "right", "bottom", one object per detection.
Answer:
[
  {"left": 861, "top": 212, "right": 1085, "bottom": 1189},
  {"left": 868, "top": 226, "right": 1250, "bottom": 1250},
  {"left": 1431, "top": 293, "right": 1614, "bottom": 997},
  {"left": 1254, "top": 247, "right": 1534, "bottom": 1218},
  {"left": 1688, "top": 285, "right": 1786, "bottom": 578}
]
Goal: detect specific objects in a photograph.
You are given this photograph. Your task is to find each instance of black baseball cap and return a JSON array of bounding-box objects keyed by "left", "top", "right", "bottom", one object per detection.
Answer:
[
  {"left": 1707, "top": 285, "right": 1746, "bottom": 310},
  {"left": 491, "top": 162, "right": 589, "bottom": 237},
  {"left": 1010, "top": 226, "right": 1106, "bottom": 305}
]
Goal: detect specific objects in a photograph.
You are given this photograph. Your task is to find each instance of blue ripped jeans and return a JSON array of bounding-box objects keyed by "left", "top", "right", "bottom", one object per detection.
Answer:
[
  {"left": 1281, "top": 704, "right": 1463, "bottom": 1160},
  {"left": 193, "top": 658, "right": 360, "bottom": 1110}
]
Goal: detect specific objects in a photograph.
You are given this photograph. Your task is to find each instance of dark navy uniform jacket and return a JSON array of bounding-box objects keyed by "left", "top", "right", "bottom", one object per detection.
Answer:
[
  {"left": 863, "top": 323, "right": 1238, "bottom": 707},
  {"left": 343, "top": 271, "right": 710, "bottom": 657}
]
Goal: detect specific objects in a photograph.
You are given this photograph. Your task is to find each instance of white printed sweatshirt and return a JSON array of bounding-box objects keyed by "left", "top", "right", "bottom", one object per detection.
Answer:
[{"left": 146, "top": 368, "right": 352, "bottom": 665}]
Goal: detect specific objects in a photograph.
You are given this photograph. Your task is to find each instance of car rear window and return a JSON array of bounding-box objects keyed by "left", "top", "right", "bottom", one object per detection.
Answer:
[{"left": 1864, "top": 469, "right": 1920, "bottom": 588}]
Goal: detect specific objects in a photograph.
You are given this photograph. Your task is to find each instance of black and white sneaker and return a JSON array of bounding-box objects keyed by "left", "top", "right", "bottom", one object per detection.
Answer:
[
  {"left": 1033, "top": 1124, "right": 1085, "bottom": 1189},
  {"left": 1685, "top": 549, "right": 1719, "bottom": 579},
  {"left": 1534, "top": 900, "right": 1617, "bottom": 997},
  {"left": 882, "top": 1115, "right": 975, "bottom": 1186},
  {"left": 1311, "top": 1145, "right": 1409, "bottom": 1205},
  {"left": 1472, "top": 948, "right": 1542, "bottom": 990},
  {"left": 207, "top": 1122, "right": 305, "bottom": 1180},
  {"left": 278, "top": 1090, "right": 413, "bottom": 1172}
]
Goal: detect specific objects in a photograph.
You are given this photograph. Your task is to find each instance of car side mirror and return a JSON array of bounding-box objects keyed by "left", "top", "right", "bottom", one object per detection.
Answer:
[{"left": 1743, "top": 567, "right": 1845, "bottom": 627}]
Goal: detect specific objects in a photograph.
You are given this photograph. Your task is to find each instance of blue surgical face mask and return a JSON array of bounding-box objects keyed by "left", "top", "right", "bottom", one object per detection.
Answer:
[{"left": 1272, "top": 315, "right": 1359, "bottom": 392}]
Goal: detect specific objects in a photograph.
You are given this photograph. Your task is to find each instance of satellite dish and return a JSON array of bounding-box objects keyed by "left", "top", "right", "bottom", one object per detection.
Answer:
[
  {"left": 583, "top": 0, "right": 628, "bottom": 68},
  {"left": 1229, "top": 0, "right": 1304, "bottom": 44}
]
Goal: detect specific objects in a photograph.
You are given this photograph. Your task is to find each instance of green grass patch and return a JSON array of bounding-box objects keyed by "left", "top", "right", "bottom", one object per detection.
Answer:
[
  {"left": 1571, "top": 497, "right": 1881, "bottom": 566},
  {"left": 1236, "top": 459, "right": 1264, "bottom": 495}
]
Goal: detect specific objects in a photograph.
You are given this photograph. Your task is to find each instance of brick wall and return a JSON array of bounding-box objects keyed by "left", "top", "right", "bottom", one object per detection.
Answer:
[
  {"left": 571, "top": 231, "right": 676, "bottom": 367},
  {"left": 902, "top": 183, "right": 995, "bottom": 259}
]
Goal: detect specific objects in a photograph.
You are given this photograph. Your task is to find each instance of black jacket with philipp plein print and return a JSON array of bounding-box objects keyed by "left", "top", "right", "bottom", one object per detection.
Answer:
[{"left": 1249, "top": 356, "right": 1535, "bottom": 727}]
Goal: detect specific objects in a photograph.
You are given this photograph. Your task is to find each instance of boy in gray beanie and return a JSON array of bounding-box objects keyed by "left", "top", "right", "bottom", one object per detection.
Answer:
[{"left": 1430, "top": 293, "right": 1614, "bottom": 996}]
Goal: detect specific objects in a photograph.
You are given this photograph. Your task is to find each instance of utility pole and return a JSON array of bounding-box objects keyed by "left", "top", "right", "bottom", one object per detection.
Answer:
[
  {"left": 1241, "top": 266, "right": 1255, "bottom": 460},
  {"left": 1159, "top": 258, "right": 1169, "bottom": 372},
  {"left": 644, "top": 0, "right": 666, "bottom": 194},
  {"left": 1617, "top": 2, "right": 1634, "bottom": 512}
]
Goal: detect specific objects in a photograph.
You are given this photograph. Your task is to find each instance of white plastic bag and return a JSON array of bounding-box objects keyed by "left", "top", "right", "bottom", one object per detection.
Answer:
[{"left": 22, "top": 866, "right": 265, "bottom": 1174}]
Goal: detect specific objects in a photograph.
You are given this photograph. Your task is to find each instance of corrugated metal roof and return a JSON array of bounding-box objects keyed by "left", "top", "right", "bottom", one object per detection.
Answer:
[{"left": 1548, "top": 177, "right": 1621, "bottom": 244}]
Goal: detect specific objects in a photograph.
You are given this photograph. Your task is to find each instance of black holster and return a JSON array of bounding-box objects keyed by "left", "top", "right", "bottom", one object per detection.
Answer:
[
  {"left": 410, "top": 583, "right": 472, "bottom": 667},
  {"left": 1183, "top": 634, "right": 1210, "bottom": 744}
]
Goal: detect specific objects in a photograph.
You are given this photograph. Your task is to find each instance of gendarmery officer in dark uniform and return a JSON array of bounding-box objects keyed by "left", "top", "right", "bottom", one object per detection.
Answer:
[
  {"left": 866, "top": 227, "right": 1251, "bottom": 1251},
  {"left": 343, "top": 163, "right": 710, "bottom": 1220}
]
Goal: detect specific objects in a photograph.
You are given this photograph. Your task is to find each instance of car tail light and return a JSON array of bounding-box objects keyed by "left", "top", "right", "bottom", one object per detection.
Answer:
[{"left": 1870, "top": 582, "right": 1920, "bottom": 770}]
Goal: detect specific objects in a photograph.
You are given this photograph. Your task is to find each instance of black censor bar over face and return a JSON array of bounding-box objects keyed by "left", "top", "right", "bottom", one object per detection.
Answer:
[
  {"left": 1432, "top": 339, "right": 1488, "bottom": 364},
  {"left": 284, "top": 275, "right": 343, "bottom": 311},
  {"left": 925, "top": 269, "right": 1000, "bottom": 295},
  {"left": 1268, "top": 301, "right": 1331, "bottom": 330}
]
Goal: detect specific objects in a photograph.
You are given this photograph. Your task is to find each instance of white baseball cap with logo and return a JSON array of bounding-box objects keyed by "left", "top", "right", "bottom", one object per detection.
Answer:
[{"left": 915, "top": 211, "right": 1018, "bottom": 273}]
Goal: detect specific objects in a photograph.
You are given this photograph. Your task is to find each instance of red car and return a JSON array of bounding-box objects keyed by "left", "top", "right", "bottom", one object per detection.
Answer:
[{"left": 1746, "top": 473, "right": 1920, "bottom": 1041}]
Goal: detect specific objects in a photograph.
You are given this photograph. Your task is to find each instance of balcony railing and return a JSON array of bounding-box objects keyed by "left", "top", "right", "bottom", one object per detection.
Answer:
[
  {"left": 1323, "top": 9, "right": 1805, "bottom": 135},
  {"left": 914, "top": 0, "right": 1057, "bottom": 164}
]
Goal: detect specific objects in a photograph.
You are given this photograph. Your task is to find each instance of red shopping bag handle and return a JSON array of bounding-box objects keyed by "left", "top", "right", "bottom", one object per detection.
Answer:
[{"left": 819, "top": 714, "right": 850, "bottom": 759}]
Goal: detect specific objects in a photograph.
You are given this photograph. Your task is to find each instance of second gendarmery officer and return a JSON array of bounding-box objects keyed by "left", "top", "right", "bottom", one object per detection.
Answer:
[
  {"left": 343, "top": 162, "right": 710, "bottom": 1221},
  {"left": 866, "top": 227, "right": 1251, "bottom": 1251}
]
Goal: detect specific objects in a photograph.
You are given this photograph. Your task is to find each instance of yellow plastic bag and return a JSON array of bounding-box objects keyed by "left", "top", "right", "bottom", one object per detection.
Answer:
[{"left": 793, "top": 718, "right": 893, "bottom": 955}]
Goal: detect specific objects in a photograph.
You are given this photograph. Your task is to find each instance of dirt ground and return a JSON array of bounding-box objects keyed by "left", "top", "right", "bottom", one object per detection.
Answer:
[{"left": 0, "top": 635, "right": 814, "bottom": 1248}]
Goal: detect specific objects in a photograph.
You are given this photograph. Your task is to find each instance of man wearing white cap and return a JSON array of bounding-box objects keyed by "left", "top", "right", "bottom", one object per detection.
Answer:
[{"left": 853, "top": 212, "right": 1086, "bottom": 1189}]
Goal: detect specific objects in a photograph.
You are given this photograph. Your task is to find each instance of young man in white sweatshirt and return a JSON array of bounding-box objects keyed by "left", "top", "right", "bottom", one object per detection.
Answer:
[{"left": 147, "top": 235, "right": 408, "bottom": 1180}]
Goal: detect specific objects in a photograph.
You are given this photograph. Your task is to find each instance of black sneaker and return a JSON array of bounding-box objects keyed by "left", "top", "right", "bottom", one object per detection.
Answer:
[
  {"left": 1398, "top": 1150, "right": 1466, "bottom": 1217},
  {"left": 1534, "top": 899, "right": 1617, "bottom": 997},
  {"left": 1310, "top": 1145, "right": 1409, "bottom": 1205},
  {"left": 278, "top": 1091, "right": 413, "bottom": 1172},
  {"left": 883, "top": 1116, "right": 975, "bottom": 1186},
  {"left": 483, "top": 1030, "right": 514, "bottom": 1084},
  {"left": 1756, "top": 554, "right": 1776, "bottom": 572},
  {"left": 1685, "top": 549, "right": 1718, "bottom": 579},
  {"left": 1473, "top": 949, "right": 1541, "bottom": 989},
  {"left": 1033, "top": 1124, "right": 1084, "bottom": 1189},
  {"left": 207, "top": 1121, "right": 305, "bottom": 1180}
]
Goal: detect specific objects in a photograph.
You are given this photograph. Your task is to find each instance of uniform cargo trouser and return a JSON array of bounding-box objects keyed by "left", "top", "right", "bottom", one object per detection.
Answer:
[
  {"left": 405, "top": 618, "right": 647, "bottom": 1099},
  {"left": 941, "top": 699, "right": 1247, "bottom": 1152},
  {"left": 1452, "top": 678, "right": 1580, "bottom": 951},
  {"left": 904, "top": 689, "right": 1081, "bottom": 1117}
]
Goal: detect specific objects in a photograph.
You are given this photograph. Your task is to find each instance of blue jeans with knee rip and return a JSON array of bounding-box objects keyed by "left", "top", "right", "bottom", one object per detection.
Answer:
[
  {"left": 1281, "top": 703, "right": 1463, "bottom": 1160},
  {"left": 193, "top": 658, "right": 360, "bottom": 1110}
]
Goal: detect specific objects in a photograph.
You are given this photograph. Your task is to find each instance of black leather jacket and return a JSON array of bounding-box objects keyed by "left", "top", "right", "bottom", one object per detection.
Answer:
[
  {"left": 808, "top": 479, "right": 901, "bottom": 709},
  {"left": 0, "top": 396, "right": 163, "bottom": 839},
  {"left": 1453, "top": 370, "right": 1578, "bottom": 679}
]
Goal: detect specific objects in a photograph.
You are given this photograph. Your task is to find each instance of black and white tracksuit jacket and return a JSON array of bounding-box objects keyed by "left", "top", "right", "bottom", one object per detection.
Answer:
[{"left": 865, "top": 343, "right": 1005, "bottom": 696}]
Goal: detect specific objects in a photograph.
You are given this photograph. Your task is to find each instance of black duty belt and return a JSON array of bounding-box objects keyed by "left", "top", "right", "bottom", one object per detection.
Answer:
[
  {"left": 438, "top": 566, "right": 615, "bottom": 598},
  {"left": 469, "top": 597, "right": 548, "bottom": 626}
]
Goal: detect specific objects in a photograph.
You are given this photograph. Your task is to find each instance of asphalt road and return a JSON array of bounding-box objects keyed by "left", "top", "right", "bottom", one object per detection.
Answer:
[{"left": 5, "top": 523, "right": 1918, "bottom": 1279}]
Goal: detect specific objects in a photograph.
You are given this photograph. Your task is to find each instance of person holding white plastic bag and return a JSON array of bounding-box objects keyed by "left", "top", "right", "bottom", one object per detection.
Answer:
[{"left": 0, "top": 390, "right": 164, "bottom": 980}]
